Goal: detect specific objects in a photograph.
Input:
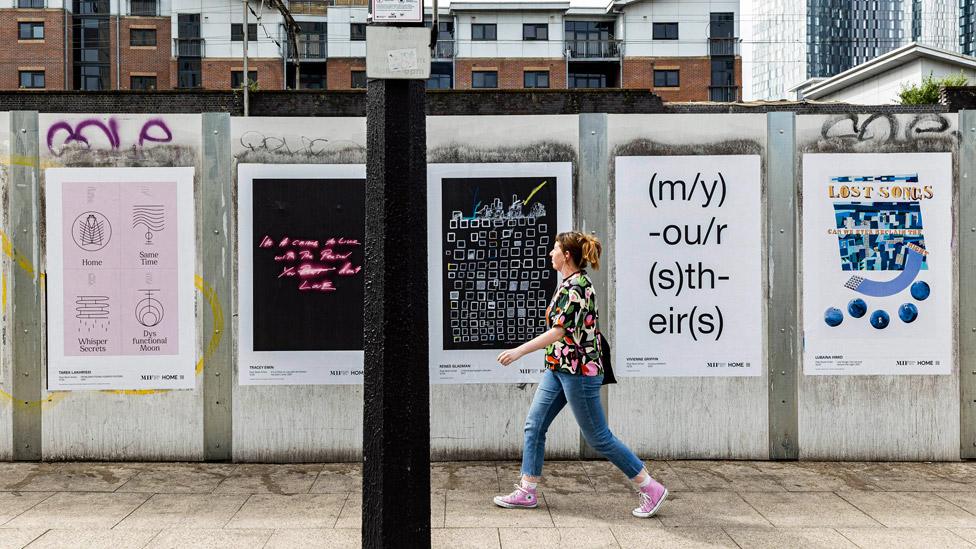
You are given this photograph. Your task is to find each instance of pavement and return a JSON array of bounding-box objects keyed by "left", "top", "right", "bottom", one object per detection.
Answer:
[{"left": 3, "top": 461, "right": 976, "bottom": 548}]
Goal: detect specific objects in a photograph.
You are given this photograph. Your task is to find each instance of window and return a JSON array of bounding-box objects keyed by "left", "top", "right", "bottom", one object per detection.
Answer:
[
  {"left": 177, "top": 57, "right": 201, "bottom": 88},
  {"left": 177, "top": 13, "right": 200, "bottom": 38},
  {"left": 711, "top": 57, "right": 735, "bottom": 85},
  {"left": 653, "top": 69, "right": 679, "bottom": 87},
  {"left": 471, "top": 70, "right": 497, "bottom": 88},
  {"left": 351, "top": 70, "right": 367, "bottom": 88},
  {"left": 523, "top": 23, "right": 548, "bottom": 40},
  {"left": 350, "top": 23, "right": 366, "bottom": 41},
  {"left": 18, "top": 70, "right": 44, "bottom": 88},
  {"left": 130, "top": 28, "right": 156, "bottom": 46},
  {"left": 472, "top": 23, "right": 496, "bottom": 41},
  {"left": 709, "top": 12, "right": 734, "bottom": 38},
  {"left": 427, "top": 62, "right": 452, "bottom": 89},
  {"left": 231, "top": 70, "right": 257, "bottom": 88},
  {"left": 652, "top": 22, "right": 678, "bottom": 40},
  {"left": 523, "top": 70, "right": 549, "bottom": 88},
  {"left": 17, "top": 0, "right": 44, "bottom": 7},
  {"left": 130, "top": 75, "right": 156, "bottom": 90},
  {"left": 18, "top": 22, "right": 44, "bottom": 40},
  {"left": 129, "top": 0, "right": 157, "bottom": 16},
  {"left": 231, "top": 23, "right": 257, "bottom": 41}
]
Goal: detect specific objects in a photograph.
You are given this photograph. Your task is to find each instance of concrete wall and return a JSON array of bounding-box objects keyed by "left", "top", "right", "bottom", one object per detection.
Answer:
[{"left": 0, "top": 108, "right": 970, "bottom": 462}]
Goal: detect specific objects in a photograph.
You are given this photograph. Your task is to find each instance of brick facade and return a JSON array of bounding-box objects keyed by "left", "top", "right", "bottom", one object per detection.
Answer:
[
  {"left": 168, "top": 58, "right": 284, "bottom": 91},
  {"left": 623, "top": 57, "right": 743, "bottom": 102},
  {"left": 0, "top": 9, "right": 70, "bottom": 90},
  {"left": 118, "top": 16, "right": 172, "bottom": 90},
  {"left": 455, "top": 59, "right": 567, "bottom": 90},
  {"left": 326, "top": 58, "right": 365, "bottom": 90}
]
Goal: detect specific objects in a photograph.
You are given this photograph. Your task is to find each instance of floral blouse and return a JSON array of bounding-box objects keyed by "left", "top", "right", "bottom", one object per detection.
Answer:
[{"left": 545, "top": 271, "right": 603, "bottom": 376}]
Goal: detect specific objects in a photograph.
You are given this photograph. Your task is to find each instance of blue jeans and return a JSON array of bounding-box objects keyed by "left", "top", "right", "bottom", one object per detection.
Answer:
[{"left": 521, "top": 369, "right": 645, "bottom": 479}]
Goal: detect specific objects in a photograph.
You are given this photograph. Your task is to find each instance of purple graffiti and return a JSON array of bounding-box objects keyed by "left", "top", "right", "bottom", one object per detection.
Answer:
[{"left": 47, "top": 117, "right": 173, "bottom": 155}]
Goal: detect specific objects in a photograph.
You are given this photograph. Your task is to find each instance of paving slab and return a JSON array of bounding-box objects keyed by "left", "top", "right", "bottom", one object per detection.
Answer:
[
  {"left": 724, "top": 527, "right": 858, "bottom": 549},
  {"left": 937, "top": 493, "right": 976, "bottom": 517},
  {"left": 838, "top": 463, "right": 976, "bottom": 492},
  {"left": 432, "top": 462, "right": 500, "bottom": 492},
  {"left": 836, "top": 527, "right": 976, "bottom": 549},
  {"left": 5, "top": 492, "right": 150, "bottom": 529},
  {"left": 544, "top": 492, "right": 662, "bottom": 528},
  {"left": 445, "top": 490, "right": 554, "bottom": 528},
  {"left": 497, "top": 461, "right": 593, "bottom": 495},
  {"left": 654, "top": 492, "right": 772, "bottom": 528},
  {"left": 335, "top": 491, "right": 446, "bottom": 529},
  {"left": 213, "top": 464, "right": 320, "bottom": 495},
  {"left": 610, "top": 526, "right": 738, "bottom": 548},
  {"left": 2, "top": 463, "right": 144, "bottom": 492},
  {"left": 499, "top": 527, "right": 619, "bottom": 548},
  {"left": 581, "top": 461, "right": 689, "bottom": 493},
  {"left": 754, "top": 462, "right": 880, "bottom": 492},
  {"left": 432, "top": 528, "right": 500, "bottom": 549},
  {"left": 145, "top": 528, "right": 273, "bottom": 549},
  {"left": 115, "top": 494, "right": 249, "bottom": 529},
  {"left": 666, "top": 461, "right": 785, "bottom": 492},
  {"left": 837, "top": 491, "right": 976, "bottom": 528},
  {"left": 264, "top": 529, "right": 361, "bottom": 549},
  {"left": 116, "top": 464, "right": 237, "bottom": 494},
  {"left": 738, "top": 491, "right": 879, "bottom": 527},
  {"left": 25, "top": 529, "right": 159, "bottom": 549},
  {"left": 224, "top": 493, "right": 346, "bottom": 529},
  {"left": 0, "top": 464, "right": 42, "bottom": 492},
  {"left": 310, "top": 463, "right": 362, "bottom": 494},
  {"left": 0, "top": 529, "right": 46, "bottom": 549},
  {"left": 0, "top": 493, "right": 53, "bottom": 525},
  {"left": 950, "top": 528, "right": 976, "bottom": 544}
]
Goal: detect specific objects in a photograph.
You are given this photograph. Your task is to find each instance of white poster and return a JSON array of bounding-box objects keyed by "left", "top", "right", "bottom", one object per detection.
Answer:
[
  {"left": 802, "top": 153, "right": 953, "bottom": 375},
  {"left": 615, "top": 155, "right": 763, "bottom": 377},
  {"left": 427, "top": 163, "right": 573, "bottom": 384},
  {"left": 46, "top": 167, "right": 196, "bottom": 390},
  {"left": 238, "top": 164, "right": 366, "bottom": 385}
]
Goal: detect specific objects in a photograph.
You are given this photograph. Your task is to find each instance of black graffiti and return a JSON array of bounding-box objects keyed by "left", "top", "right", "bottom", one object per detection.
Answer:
[
  {"left": 820, "top": 113, "right": 955, "bottom": 144},
  {"left": 239, "top": 131, "right": 332, "bottom": 156}
]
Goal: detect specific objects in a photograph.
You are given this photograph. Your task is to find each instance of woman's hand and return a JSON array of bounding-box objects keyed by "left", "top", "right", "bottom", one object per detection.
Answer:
[{"left": 497, "top": 347, "right": 524, "bottom": 366}]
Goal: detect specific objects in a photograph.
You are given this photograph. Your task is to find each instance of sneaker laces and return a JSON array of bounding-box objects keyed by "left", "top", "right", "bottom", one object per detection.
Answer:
[
  {"left": 637, "top": 488, "right": 652, "bottom": 509},
  {"left": 510, "top": 483, "right": 533, "bottom": 498}
]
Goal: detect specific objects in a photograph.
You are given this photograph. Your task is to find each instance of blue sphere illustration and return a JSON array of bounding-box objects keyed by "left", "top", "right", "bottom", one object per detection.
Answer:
[
  {"left": 824, "top": 307, "right": 843, "bottom": 327},
  {"left": 870, "top": 310, "right": 890, "bottom": 329},
  {"left": 911, "top": 281, "right": 930, "bottom": 301},
  {"left": 899, "top": 303, "right": 918, "bottom": 323},
  {"left": 847, "top": 298, "right": 867, "bottom": 318}
]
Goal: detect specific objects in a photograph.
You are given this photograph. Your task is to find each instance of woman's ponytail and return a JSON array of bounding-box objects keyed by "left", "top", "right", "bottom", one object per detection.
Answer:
[{"left": 581, "top": 233, "right": 602, "bottom": 271}]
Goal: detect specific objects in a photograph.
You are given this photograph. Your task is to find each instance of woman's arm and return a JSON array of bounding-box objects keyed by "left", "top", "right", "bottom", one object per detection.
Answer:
[{"left": 497, "top": 326, "right": 565, "bottom": 366}]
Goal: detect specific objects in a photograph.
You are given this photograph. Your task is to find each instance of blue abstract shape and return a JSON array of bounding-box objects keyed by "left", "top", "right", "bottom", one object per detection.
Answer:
[
  {"left": 847, "top": 298, "right": 867, "bottom": 318},
  {"left": 911, "top": 281, "right": 931, "bottom": 301},
  {"left": 870, "top": 310, "right": 890, "bottom": 329},
  {"left": 824, "top": 307, "right": 844, "bottom": 327},
  {"left": 847, "top": 248, "right": 924, "bottom": 298},
  {"left": 899, "top": 303, "right": 918, "bottom": 323}
]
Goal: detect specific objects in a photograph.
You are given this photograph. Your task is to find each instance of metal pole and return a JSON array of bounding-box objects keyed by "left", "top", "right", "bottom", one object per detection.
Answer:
[
  {"left": 363, "top": 32, "right": 430, "bottom": 549},
  {"left": 243, "top": 0, "right": 249, "bottom": 116}
]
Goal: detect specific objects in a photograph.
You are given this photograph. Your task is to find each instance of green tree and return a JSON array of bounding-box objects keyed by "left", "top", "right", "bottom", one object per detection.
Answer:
[{"left": 899, "top": 72, "right": 969, "bottom": 105}]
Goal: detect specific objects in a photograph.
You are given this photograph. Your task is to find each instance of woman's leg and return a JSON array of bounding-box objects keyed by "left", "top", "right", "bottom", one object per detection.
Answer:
[
  {"left": 520, "top": 369, "right": 568, "bottom": 481},
  {"left": 560, "top": 372, "right": 645, "bottom": 479}
]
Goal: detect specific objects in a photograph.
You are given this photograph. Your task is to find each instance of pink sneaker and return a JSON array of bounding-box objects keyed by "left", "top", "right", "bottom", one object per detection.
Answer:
[
  {"left": 493, "top": 483, "right": 539, "bottom": 509},
  {"left": 632, "top": 478, "right": 668, "bottom": 518}
]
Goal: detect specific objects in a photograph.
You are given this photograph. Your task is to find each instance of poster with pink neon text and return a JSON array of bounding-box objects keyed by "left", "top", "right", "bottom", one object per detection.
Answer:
[{"left": 46, "top": 167, "right": 196, "bottom": 390}]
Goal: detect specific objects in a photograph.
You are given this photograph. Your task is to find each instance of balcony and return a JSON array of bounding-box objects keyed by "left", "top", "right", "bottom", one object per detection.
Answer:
[
  {"left": 709, "top": 37, "right": 739, "bottom": 57},
  {"left": 433, "top": 39, "right": 454, "bottom": 59},
  {"left": 565, "top": 40, "right": 622, "bottom": 60},
  {"left": 174, "top": 38, "right": 204, "bottom": 57},
  {"left": 17, "top": 0, "right": 45, "bottom": 8},
  {"left": 328, "top": 0, "right": 367, "bottom": 5},
  {"left": 709, "top": 85, "right": 739, "bottom": 102},
  {"left": 293, "top": 37, "right": 327, "bottom": 59},
  {"left": 128, "top": 0, "right": 157, "bottom": 15},
  {"left": 289, "top": 0, "right": 327, "bottom": 15}
]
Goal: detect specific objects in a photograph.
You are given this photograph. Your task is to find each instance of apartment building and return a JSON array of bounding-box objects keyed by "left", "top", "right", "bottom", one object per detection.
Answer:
[{"left": 0, "top": 0, "right": 741, "bottom": 101}]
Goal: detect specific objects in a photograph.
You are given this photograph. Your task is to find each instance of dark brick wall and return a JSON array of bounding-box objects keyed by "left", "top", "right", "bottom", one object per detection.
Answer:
[{"left": 0, "top": 89, "right": 958, "bottom": 116}]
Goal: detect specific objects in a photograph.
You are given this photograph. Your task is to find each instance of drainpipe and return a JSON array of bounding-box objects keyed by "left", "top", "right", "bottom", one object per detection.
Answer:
[
  {"left": 243, "top": 0, "right": 249, "bottom": 116},
  {"left": 116, "top": 9, "right": 121, "bottom": 89},
  {"left": 64, "top": 2, "right": 69, "bottom": 89}
]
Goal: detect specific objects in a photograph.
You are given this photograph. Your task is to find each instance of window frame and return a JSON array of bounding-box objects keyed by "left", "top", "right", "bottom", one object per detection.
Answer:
[
  {"left": 18, "top": 21, "right": 45, "bottom": 40},
  {"left": 471, "top": 23, "right": 497, "bottom": 41},
  {"left": 129, "top": 27, "right": 157, "bottom": 46},
  {"left": 18, "top": 70, "right": 45, "bottom": 89},
  {"left": 351, "top": 70, "right": 367, "bottom": 88},
  {"left": 130, "top": 75, "right": 157, "bottom": 90},
  {"left": 230, "top": 22, "right": 257, "bottom": 42},
  {"left": 653, "top": 69, "right": 680, "bottom": 87},
  {"left": 471, "top": 70, "right": 498, "bottom": 89},
  {"left": 652, "top": 22, "right": 679, "bottom": 40},
  {"left": 350, "top": 23, "right": 366, "bottom": 41},
  {"left": 231, "top": 69, "right": 258, "bottom": 88},
  {"left": 523, "top": 70, "right": 550, "bottom": 88},
  {"left": 522, "top": 23, "right": 548, "bottom": 41}
]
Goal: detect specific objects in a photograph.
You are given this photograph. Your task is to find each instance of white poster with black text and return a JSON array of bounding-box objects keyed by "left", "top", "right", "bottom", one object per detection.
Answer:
[{"left": 614, "top": 155, "right": 763, "bottom": 377}]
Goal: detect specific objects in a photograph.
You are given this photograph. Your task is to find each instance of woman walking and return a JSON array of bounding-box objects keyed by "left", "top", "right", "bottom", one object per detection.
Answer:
[{"left": 493, "top": 231, "right": 668, "bottom": 518}]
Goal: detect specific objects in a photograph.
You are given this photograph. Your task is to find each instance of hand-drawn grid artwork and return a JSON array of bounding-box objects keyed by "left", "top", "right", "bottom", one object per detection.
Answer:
[{"left": 441, "top": 177, "right": 558, "bottom": 350}]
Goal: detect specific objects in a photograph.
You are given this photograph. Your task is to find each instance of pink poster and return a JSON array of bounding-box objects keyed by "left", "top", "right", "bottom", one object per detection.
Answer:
[{"left": 61, "top": 180, "right": 179, "bottom": 357}]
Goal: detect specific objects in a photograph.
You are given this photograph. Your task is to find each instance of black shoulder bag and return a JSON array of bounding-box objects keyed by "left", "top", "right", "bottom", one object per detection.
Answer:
[{"left": 599, "top": 332, "right": 617, "bottom": 385}]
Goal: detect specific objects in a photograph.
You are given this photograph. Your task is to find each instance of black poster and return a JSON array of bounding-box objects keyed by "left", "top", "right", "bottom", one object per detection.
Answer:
[
  {"left": 251, "top": 178, "right": 365, "bottom": 351},
  {"left": 441, "top": 176, "right": 559, "bottom": 350}
]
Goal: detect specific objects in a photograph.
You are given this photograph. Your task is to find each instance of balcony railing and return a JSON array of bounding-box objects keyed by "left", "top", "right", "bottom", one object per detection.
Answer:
[
  {"left": 433, "top": 39, "right": 454, "bottom": 59},
  {"left": 295, "top": 38, "right": 327, "bottom": 59},
  {"left": 289, "top": 0, "right": 327, "bottom": 15},
  {"left": 17, "top": 0, "right": 45, "bottom": 8},
  {"left": 328, "top": 0, "right": 367, "bottom": 5},
  {"left": 174, "top": 38, "right": 204, "bottom": 57},
  {"left": 709, "top": 37, "right": 739, "bottom": 57},
  {"left": 709, "top": 85, "right": 739, "bottom": 102},
  {"left": 565, "top": 39, "right": 622, "bottom": 59}
]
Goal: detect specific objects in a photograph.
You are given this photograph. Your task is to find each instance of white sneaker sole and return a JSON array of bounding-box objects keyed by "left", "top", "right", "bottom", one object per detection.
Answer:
[
  {"left": 493, "top": 496, "right": 538, "bottom": 509},
  {"left": 632, "top": 488, "right": 668, "bottom": 518}
]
